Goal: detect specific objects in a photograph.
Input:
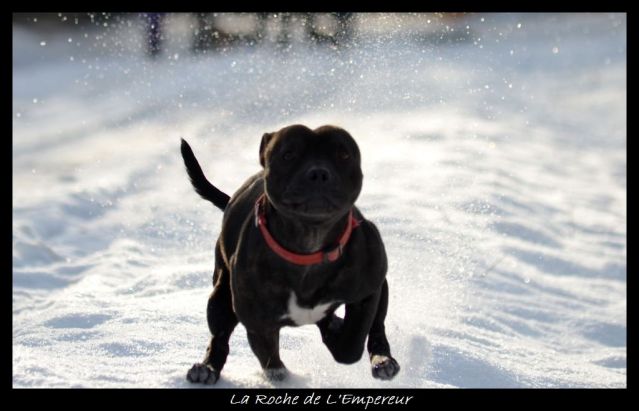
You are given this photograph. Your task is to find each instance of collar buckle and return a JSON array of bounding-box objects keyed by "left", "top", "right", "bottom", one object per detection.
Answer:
[{"left": 323, "top": 244, "right": 344, "bottom": 264}]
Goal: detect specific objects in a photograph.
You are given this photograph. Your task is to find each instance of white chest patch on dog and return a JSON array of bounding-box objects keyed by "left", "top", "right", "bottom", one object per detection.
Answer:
[{"left": 281, "top": 292, "right": 333, "bottom": 326}]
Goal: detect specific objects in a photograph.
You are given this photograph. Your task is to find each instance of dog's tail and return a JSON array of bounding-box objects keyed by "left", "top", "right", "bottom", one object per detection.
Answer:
[{"left": 180, "top": 138, "right": 230, "bottom": 211}]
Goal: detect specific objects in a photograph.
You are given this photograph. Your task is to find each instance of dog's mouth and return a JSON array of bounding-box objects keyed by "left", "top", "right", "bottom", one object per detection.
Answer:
[{"left": 281, "top": 194, "right": 341, "bottom": 216}]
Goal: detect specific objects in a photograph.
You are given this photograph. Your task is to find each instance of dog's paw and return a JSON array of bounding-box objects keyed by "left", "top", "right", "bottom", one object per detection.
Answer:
[
  {"left": 371, "top": 355, "right": 400, "bottom": 380},
  {"left": 186, "top": 363, "right": 220, "bottom": 384},
  {"left": 264, "top": 367, "right": 289, "bottom": 382}
]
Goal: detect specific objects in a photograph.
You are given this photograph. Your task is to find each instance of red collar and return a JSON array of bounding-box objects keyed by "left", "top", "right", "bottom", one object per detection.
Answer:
[{"left": 254, "top": 194, "right": 360, "bottom": 266}]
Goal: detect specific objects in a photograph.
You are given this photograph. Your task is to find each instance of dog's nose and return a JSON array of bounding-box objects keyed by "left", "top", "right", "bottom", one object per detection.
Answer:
[{"left": 305, "top": 166, "right": 333, "bottom": 185}]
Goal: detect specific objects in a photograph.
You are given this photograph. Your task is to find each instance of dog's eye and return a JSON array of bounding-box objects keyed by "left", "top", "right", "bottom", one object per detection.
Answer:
[
  {"left": 337, "top": 150, "right": 350, "bottom": 161},
  {"left": 283, "top": 151, "right": 296, "bottom": 161}
]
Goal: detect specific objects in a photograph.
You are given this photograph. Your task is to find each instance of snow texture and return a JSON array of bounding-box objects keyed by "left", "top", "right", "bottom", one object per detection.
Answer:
[{"left": 13, "top": 13, "right": 626, "bottom": 388}]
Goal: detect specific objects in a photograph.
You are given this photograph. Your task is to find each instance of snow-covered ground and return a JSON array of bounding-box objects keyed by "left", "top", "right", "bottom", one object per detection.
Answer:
[{"left": 12, "top": 13, "right": 626, "bottom": 388}]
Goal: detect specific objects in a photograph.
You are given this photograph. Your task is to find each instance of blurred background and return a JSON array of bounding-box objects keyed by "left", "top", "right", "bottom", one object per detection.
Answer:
[
  {"left": 12, "top": 12, "right": 626, "bottom": 141},
  {"left": 13, "top": 13, "right": 626, "bottom": 388},
  {"left": 12, "top": 12, "right": 484, "bottom": 125}
]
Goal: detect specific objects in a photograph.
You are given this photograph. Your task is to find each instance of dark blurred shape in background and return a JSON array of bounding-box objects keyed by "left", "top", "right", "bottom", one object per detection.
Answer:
[
  {"left": 142, "top": 13, "right": 165, "bottom": 58},
  {"left": 13, "top": 12, "right": 363, "bottom": 58},
  {"left": 13, "top": 12, "right": 478, "bottom": 61},
  {"left": 187, "top": 13, "right": 356, "bottom": 54}
]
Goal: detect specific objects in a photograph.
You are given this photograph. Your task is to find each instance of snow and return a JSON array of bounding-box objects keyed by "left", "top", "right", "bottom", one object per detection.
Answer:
[{"left": 12, "top": 13, "right": 626, "bottom": 388}]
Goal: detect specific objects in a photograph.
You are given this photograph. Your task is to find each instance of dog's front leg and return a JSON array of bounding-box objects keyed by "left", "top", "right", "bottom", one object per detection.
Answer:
[
  {"left": 366, "top": 279, "right": 400, "bottom": 380},
  {"left": 246, "top": 328, "right": 288, "bottom": 381},
  {"left": 317, "top": 289, "right": 381, "bottom": 365}
]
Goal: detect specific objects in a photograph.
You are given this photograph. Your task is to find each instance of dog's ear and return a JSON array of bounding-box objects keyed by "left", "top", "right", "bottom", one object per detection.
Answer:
[{"left": 259, "top": 132, "right": 274, "bottom": 167}]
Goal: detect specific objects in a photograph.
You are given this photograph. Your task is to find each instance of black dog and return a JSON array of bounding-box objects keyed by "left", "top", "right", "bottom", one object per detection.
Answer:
[{"left": 182, "top": 124, "right": 399, "bottom": 384}]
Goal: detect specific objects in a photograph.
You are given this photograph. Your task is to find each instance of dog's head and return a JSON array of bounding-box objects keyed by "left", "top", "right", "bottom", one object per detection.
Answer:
[{"left": 259, "top": 124, "right": 363, "bottom": 222}]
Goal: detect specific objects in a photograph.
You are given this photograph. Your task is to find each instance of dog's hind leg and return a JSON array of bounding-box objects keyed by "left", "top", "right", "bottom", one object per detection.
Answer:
[
  {"left": 366, "top": 279, "right": 400, "bottom": 380},
  {"left": 246, "top": 328, "right": 288, "bottom": 381},
  {"left": 187, "top": 246, "right": 238, "bottom": 384}
]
